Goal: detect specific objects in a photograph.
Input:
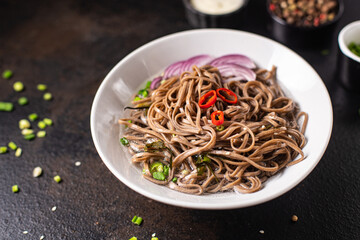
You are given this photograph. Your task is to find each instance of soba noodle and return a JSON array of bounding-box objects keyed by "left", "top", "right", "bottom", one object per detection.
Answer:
[{"left": 118, "top": 65, "right": 308, "bottom": 195}]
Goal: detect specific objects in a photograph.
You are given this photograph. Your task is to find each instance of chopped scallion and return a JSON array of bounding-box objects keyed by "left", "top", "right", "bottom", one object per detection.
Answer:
[
  {"left": 120, "top": 137, "right": 129, "bottom": 146},
  {"left": 13, "top": 81, "right": 24, "bottom": 92},
  {"left": 18, "top": 97, "right": 28, "bottom": 106},
  {"left": 24, "top": 133, "right": 35, "bottom": 140},
  {"left": 19, "top": 119, "right": 31, "bottom": 129},
  {"left": 172, "top": 177, "right": 178, "bottom": 182},
  {"left": 131, "top": 216, "right": 143, "bottom": 225},
  {"left": 129, "top": 237, "right": 138, "bottom": 240},
  {"left": 28, "top": 113, "right": 38, "bottom": 121},
  {"left": 43, "top": 118, "right": 53, "bottom": 126},
  {"left": 15, "top": 148, "right": 22, "bottom": 157},
  {"left": 133, "top": 96, "right": 141, "bottom": 101},
  {"left": 0, "top": 102, "right": 14, "bottom": 112},
  {"left": 2, "top": 70, "right": 13, "bottom": 79},
  {"left": 151, "top": 237, "right": 159, "bottom": 240},
  {"left": 8, "top": 142, "right": 17, "bottom": 150},
  {"left": 22, "top": 129, "right": 34, "bottom": 135},
  {"left": 43, "top": 92, "right": 52, "bottom": 101},
  {"left": 12, "top": 185, "right": 19, "bottom": 193},
  {"left": 216, "top": 125, "right": 224, "bottom": 131},
  {"left": 0, "top": 146, "right": 8, "bottom": 154},
  {"left": 145, "top": 81, "right": 152, "bottom": 89},
  {"left": 54, "top": 175, "right": 61, "bottom": 183},
  {"left": 152, "top": 171, "right": 165, "bottom": 181},
  {"left": 37, "top": 84, "right": 47, "bottom": 91},
  {"left": 38, "top": 121, "right": 46, "bottom": 129},
  {"left": 37, "top": 130, "right": 46, "bottom": 138}
]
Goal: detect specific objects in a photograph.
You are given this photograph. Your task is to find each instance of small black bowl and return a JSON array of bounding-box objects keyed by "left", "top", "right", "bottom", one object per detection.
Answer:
[
  {"left": 266, "top": 0, "right": 344, "bottom": 48},
  {"left": 337, "top": 21, "right": 360, "bottom": 92},
  {"left": 182, "top": 0, "right": 249, "bottom": 29}
]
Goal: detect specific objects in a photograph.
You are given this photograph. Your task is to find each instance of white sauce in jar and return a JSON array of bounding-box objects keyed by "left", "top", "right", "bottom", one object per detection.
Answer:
[{"left": 190, "top": 0, "right": 245, "bottom": 15}]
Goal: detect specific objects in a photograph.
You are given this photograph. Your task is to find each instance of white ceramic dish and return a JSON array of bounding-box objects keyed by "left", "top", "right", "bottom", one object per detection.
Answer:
[{"left": 90, "top": 29, "right": 333, "bottom": 209}]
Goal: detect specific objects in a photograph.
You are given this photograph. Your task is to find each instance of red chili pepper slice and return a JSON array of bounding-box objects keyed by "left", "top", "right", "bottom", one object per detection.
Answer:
[
  {"left": 198, "top": 90, "right": 217, "bottom": 109},
  {"left": 269, "top": 3, "right": 276, "bottom": 11},
  {"left": 216, "top": 88, "right": 238, "bottom": 104},
  {"left": 211, "top": 111, "right": 224, "bottom": 126}
]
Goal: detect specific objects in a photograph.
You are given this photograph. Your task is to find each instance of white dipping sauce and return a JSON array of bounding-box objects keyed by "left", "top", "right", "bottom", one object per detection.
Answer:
[{"left": 190, "top": 0, "right": 244, "bottom": 15}]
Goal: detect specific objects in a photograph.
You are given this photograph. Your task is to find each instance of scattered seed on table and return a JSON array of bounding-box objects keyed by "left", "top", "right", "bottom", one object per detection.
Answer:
[
  {"left": 43, "top": 92, "right": 52, "bottom": 101},
  {"left": 51, "top": 206, "right": 57, "bottom": 212},
  {"left": 12, "top": 185, "right": 19, "bottom": 193},
  {"left": 8, "top": 142, "right": 17, "bottom": 150},
  {"left": 37, "top": 84, "right": 47, "bottom": 91},
  {"left": 259, "top": 230, "right": 264, "bottom": 234},
  {"left": 37, "top": 131, "right": 46, "bottom": 138},
  {"left": 38, "top": 121, "right": 46, "bottom": 129},
  {"left": 15, "top": 148, "right": 22, "bottom": 157},
  {"left": 13, "top": 81, "right": 24, "bottom": 92},
  {"left": 0, "top": 102, "right": 14, "bottom": 112},
  {"left": 292, "top": 215, "right": 298, "bottom": 222},
  {"left": 54, "top": 175, "right": 61, "bottom": 183},
  {"left": 2, "top": 69, "right": 13, "bottom": 79},
  {"left": 19, "top": 119, "right": 31, "bottom": 129},
  {"left": 33, "top": 167, "right": 43, "bottom": 177},
  {"left": 75, "top": 161, "right": 81, "bottom": 166},
  {"left": 23, "top": 230, "right": 28, "bottom": 234},
  {"left": 28, "top": 113, "right": 38, "bottom": 122},
  {"left": 40, "top": 235, "right": 45, "bottom": 240},
  {"left": 0, "top": 146, "right": 8, "bottom": 154},
  {"left": 18, "top": 97, "right": 28, "bottom": 106}
]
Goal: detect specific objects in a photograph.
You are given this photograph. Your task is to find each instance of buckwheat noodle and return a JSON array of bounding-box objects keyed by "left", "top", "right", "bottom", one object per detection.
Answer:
[{"left": 118, "top": 65, "right": 308, "bottom": 195}]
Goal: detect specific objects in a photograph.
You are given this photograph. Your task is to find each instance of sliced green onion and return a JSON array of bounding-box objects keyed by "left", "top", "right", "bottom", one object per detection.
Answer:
[
  {"left": 43, "top": 118, "right": 53, "bottom": 126},
  {"left": 216, "top": 125, "right": 224, "bottom": 131},
  {"left": 172, "top": 177, "right": 178, "bottom": 183},
  {"left": 131, "top": 216, "right": 143, "bottom": 225},
  {"left": 54, "top": 175, "right": 61, "bottom": 183},
  {"left": 19, "top": 119, "right": 31, "bottom": 129},
  {"left": 163, "top": 165, "right": 169, "bottom": 176},
  {"left": 13, "top": 81, "right": 24, "bottom": 92},
  {"left": 120, "top": 137, "right": 129, "bottom": 146},
  {"left": 145, "top": 81, "right": 152, "bottom": 89},
  {"left": 8, "top": 142, "right": 17, "bottom": 150},
  {"left": 133, "top": 96, "right": 141, "bottom": 101},
  {"left": 0, "top": 146, "right": 8, "bottom": 154},
  {"left": 202, "top": 155, "right": 211, "bottom": 163},
  {"left": 43, "top": 92, "right": 52, "bottom": 101},
  {"left": 150, "top": 162, "right": 164, "bottom": 173},
  {"left": 0, "top": 102, "right": 14, "bottom": 112},
  {"left": 152, "top": 171, "right": 165, "bottom": 181},
  {"left": 182, "top": 169, "right": 189, "bottom": 176},
  {"left": 37, "top": 130, "right": 46, "bottom": 138},
  {"left": 138, "top": 89, "right": 148, "bottom": 98},
  {"left": 15, "top": 148, "right": 22, "bottom": 157},
  {"left": 12, "top": 185, "right": 19, "bottom": 193},
  {"left": 18, "top": 97, "right": 28, "bottom": 106},
  {"left": 151, "top": 237, "right": 159, "bottom": 240},
  {"left": 160, "top": 79, "right": 166, "bottom": 85},
  {"left": 38, "top": 121, "right": 46, "bottom": 129},
  {"left": 2, "top": 70, "right": 13, "bottom": 79},
  {"left": 37, "top": 84, "right": 47, "bottom": 91},
  {"left": 22, "top": 129, "right": 34, "bottom": 135},
  {"left": 129, "top": 237, "right": 138, "bottom": 240},
  {"left": 24, "top": 133, "right": 35, "bottom": 140},
  {"left": 28, "top": 113, "right": 38, "bottom": 121}
]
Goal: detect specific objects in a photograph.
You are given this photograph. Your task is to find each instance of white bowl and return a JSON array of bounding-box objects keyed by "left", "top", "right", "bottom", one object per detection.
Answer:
[
  {"left": 338, "top": 20, "right": 360, "bottom": 63},
  {"left": 90, "top": 29, "right": 333, "bottom": 209}
]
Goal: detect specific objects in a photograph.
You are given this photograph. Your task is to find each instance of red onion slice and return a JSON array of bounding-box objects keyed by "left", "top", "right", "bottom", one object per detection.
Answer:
[
  {"left": 150, "top": 76, "right": 162, "bottom": 90},
  {"left": 215, "top": 63, "right": 256, "bottom": 82},
  {"left": 180, "top": 55, "right": 214, "bottom": 73},
  {"left": 209, "top": 54, "right": 256, "bottom": 69},
  {"left": 163, "top": 60, "right": 185, "bottom": 80}
]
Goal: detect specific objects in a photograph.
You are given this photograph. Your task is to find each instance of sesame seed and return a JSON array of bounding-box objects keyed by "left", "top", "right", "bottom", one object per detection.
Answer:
[
  {"left": 259, "top": 230, "right": 264, "bottom": 234},
  {"left": 23, "top": 230, "right": 28, "bottom": 234},
  {"left": 51, "top": 206, "right": 57, "bottom": 212},
  {"left": 40, "top": 235, "right": 45, "bottom": 240},
  {"left": 75, "top": 161, "right": 81, "bottom": 166},
  {"left": 292, "top": 215, "right": 298, "bottom": 222}
]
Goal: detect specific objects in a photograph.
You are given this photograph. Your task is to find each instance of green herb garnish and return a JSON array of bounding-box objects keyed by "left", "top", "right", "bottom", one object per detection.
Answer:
[
  {"left": 348, "top": 42, "right": 360, "bottom": 57},
  {"left": 120, "top": 137, "right": 129, "bottom": 146},
  {"left": 0, "top": 102, "right": 14, "bottom": 112}
]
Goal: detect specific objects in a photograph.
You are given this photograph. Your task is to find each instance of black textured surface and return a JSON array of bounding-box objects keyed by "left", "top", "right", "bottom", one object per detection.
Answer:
[{"left": 0, "top": 0, "right": 359, "bottom": 239}]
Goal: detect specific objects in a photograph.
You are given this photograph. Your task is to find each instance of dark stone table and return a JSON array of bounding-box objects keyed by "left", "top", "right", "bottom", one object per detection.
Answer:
[{"left": 1, "top": 0, "right": 359, "bottom": 239}]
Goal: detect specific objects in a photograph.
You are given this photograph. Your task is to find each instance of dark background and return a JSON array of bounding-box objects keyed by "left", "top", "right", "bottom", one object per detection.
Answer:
[{"left": 0, "top": 0, "right": 359, "bottom": 239}]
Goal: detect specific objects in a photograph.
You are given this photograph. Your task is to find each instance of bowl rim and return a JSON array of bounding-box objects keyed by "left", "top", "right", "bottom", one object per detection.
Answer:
[
  {"left": 338, "top": 20, "right": 360, "bottom": 63},
  {"left": 266, "top": 0, "right": 344, "bottom": 30},
  {"left": 182, "top": 0, "right": 249, "bottom": 17},
  {"left": 90, "top": 29, "right": 333, "bottom": 209}
]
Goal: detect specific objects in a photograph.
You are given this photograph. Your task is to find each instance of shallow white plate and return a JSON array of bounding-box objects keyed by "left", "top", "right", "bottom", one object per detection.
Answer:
[{"left": 90, "top": 29, "right": 333, "bottom": 209}]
